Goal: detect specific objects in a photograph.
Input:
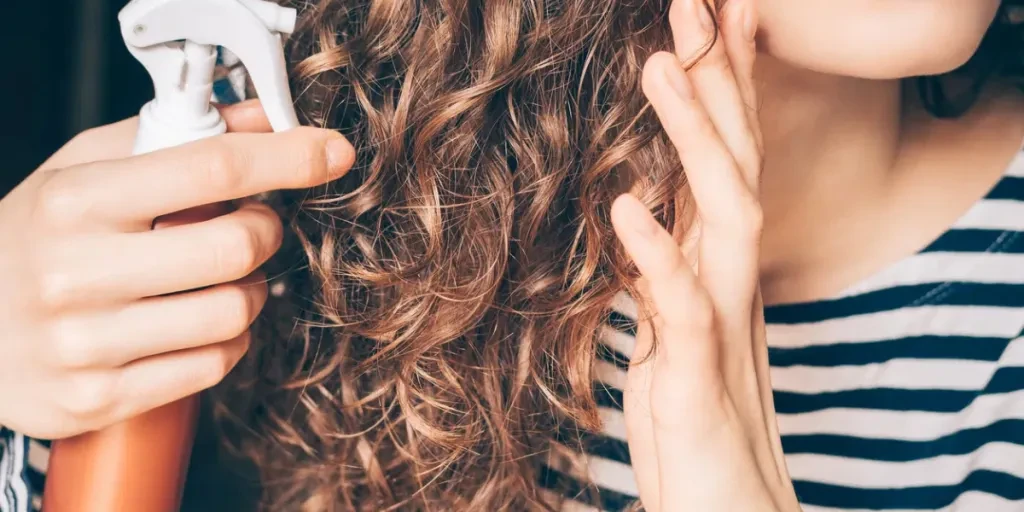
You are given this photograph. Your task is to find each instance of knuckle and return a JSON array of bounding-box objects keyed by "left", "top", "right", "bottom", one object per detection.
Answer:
[
  {"left": 196, "top": 139, "right": 246, "bottom": 193},
  {"left": 266, "top": 213, "right": 285, "bottom": 252},
  {"left": 219, "top": 285, "right": 260, "bottom": 337},
  {"left": 231, "top": 333, "right": 252, "bottom": 368},
  {"left": 202, "top": 336, "right": 250, "bottom": 388},
  {"left": 698, "top": 46, "right": 732, "bottom": 74},
  {"left": 61, "top": 374, "right": 117, "bottom": 419},
  {"left": 735, "top": 196, "right": 764, "bottom": 239},
  {"left": 36, "top": 172, "right": 89, "bottom": 227},
  {"left": 246, "top": 202, "right": 285, "bottom": 248},
  {"left": 49, "top": 320, "right": 100, "bottom": 368},
  {"left": 710, "top": 192, "right": 763, "bottom": 241},
  {"left": 36, "top": 270, "right": 80, "bottom": 310},
  {"left": 212, "top": 222, "right": 262, "bottom": 278}
]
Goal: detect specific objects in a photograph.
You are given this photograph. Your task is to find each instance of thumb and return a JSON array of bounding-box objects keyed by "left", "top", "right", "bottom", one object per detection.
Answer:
[{"left": 216, "top": 99, "right": 274, "bottom": 133}]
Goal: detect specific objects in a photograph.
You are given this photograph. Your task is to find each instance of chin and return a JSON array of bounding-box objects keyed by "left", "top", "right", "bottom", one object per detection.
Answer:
[{"left": 757, "top": 0, "right": 1002, "bottom": 79}]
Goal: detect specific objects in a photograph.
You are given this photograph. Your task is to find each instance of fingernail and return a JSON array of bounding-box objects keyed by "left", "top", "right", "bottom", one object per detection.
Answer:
[
  {"left": 325, "top": 136, "right": 355, "bottom": 174},
  {"left": 664, "top": 63, "right": 693, "bottom": 100},
  {"left": 695, "top": 0, "right": 714, "bottom": 31}
]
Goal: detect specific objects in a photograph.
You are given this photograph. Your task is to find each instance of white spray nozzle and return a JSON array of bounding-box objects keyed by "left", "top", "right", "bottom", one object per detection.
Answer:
[
  {"left": 237, "top": 0, "right": 298, "bottom": 34},
  {"left": 119, "top": 0, "right": 300, "bottom": 154}
]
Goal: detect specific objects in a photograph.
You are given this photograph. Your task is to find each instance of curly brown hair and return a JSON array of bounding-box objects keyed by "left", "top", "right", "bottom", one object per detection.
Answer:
[{"left": 216, "top": 1, "right": 1023, "bottom": 510}]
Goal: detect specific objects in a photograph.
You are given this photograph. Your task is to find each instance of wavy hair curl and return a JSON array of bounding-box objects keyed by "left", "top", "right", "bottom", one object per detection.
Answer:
[{"left": 218, "top": 1, "right": 1023, "bottom": 510}]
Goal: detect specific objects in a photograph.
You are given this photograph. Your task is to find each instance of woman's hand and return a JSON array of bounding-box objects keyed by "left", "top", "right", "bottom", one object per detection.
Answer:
[
  {"left": 612, "top": 0, "right": 800, "bottom": 510},
  {"left": 0, "top": 100, "right": 355, "bottom": 439}
]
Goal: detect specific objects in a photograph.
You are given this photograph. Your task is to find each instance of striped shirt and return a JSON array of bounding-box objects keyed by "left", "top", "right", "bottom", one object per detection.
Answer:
[
  {"left": 3, "top": 92, "right": 1022, "bottom": 512},
  {"left": 544, "top": 147, "right": 1024, "bottom": 511}
]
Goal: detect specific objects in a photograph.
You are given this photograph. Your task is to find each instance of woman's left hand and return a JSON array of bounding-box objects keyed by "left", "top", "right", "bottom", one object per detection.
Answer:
[{"left": 611, "top": 0, "right": 801, "bottom": 510}]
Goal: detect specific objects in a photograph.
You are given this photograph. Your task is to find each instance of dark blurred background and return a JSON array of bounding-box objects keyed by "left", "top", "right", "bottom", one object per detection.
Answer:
[
  {"left": 1, "top": 0, "right": 150, "bottom": 197},
  {"left": 1, "top": 4, "right": 258, "bottom": 507}
]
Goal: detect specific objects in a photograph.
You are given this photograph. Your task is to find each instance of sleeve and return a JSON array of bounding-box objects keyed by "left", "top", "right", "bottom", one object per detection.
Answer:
[
  {"left": 0, "top": 428, "right": 33, "bottom": 512},
  {"left": 212, "top": 47, "right": 251, "bottom": 105}
]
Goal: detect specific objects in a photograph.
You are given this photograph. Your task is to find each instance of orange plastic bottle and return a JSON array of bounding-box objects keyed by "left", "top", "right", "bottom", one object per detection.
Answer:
[
  {"left": 43, "top": 397, "right": 199, "bottom": 511},
  {"left": 41, "top": 1, "right": 299, "bottom": 508}
]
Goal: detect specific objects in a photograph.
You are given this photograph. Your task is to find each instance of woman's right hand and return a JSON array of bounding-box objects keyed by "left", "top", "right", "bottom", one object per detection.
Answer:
[{"left": 0, "top": 101, "right": 355, "bottom": 439}]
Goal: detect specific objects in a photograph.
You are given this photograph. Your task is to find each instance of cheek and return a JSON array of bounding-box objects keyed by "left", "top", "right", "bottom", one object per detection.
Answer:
[{"left": 757, "top": 0, "right": 1002, "bottom": 79}]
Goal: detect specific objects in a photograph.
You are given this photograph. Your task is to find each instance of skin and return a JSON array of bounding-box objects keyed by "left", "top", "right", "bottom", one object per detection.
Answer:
[
  {"left": 753, "top": 0, "right": 1022, "bottom": 303},
  {"left": 756, "top": 0, "right": 1002, "bottom": 79},
  {"left": 616, "top": 0, "right": 793, "bottom": 509},
  {"left": 614, "top": 0, "right": 1022, "bottom": 509},
  {"left": 0, "top": 0, "right": 1019, "bottom": 509},
  {"left": 0, "top": 102, "right": 355, "bottom": 438}
]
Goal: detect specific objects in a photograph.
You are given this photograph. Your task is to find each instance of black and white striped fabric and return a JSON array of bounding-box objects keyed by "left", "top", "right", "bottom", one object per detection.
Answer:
[
  {"left": 543, "top": 147, "right": 1024, "bottom": 511},
  {"left": 3, "top": 137, "right": 1022, "bottom": 512},
  {"left": 0, "top": 435, "right": 46, "bottom": 512},
  {"left": 4, "top": 150, "right": 1023, "bottom": 512}
]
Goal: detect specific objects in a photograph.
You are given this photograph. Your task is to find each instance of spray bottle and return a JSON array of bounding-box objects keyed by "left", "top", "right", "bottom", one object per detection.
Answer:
[{"left": 42, "top": 1, "right": 298, "bottom": 510}]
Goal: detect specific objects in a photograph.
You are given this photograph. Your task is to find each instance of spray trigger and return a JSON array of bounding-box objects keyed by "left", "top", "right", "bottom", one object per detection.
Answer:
[{"left": 119, "top": 0, "right": 300, "bottom": 155}]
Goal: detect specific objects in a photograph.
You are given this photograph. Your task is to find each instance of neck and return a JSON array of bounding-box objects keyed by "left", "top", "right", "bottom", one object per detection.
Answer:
[{"left": 755, "top": 55, "right": 905, "bottom": 282}]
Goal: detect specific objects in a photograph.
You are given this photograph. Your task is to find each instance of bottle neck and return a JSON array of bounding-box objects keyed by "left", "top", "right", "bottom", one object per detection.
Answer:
[{"left": 151, "top": 42, "right": 220, "bottom": 129}]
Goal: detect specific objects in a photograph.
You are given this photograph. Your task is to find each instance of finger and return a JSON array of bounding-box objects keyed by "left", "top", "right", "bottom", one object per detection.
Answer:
[
  {"left": 641, "top": 53, "right": 762, "bottom": 306},
  {"left": 614, "top": 195, "right": 716, "bottom": 508},
  {"left": 39, "top": 99, "right": 274, "bottom": 174},
  {"left": 110, "top": 331, "right": 250, "bottom": 423},
  {"left": 38, "top": 118, "right": 140, "bottom": 172},
  {"left": 30, "top": 101, "right": 271, "bottom": 202},
  {"left": 49, "top": 273, "right": 267, "bottom": 369},
  {"left": 623, "top": 316, "right": 662, "bottom": 508},
  {"left": 610, "top": 195, "right": 716, "bottom": 358},
  {"left": 215, "top": 99, "right": 274, "bottom": 133},
  {"left": 750, "top": 291, "right": 795, "bottom": 496},
  {"left": 641, "top": 53, "right": 753, "bottom": 234},
  {"left": 652, "top": 397, "right": 773, "bottom": 510},
  {"left": 40, "top": 201, "right": 283, "bottom": 307},
  {"left": 670, "top": 0, "right": 761, "bottom": 190},
  {"left": 721, "top": 0, "right": 763, "bottom": 163},
  {"left": 48, "top": 127, "right": 355, "bottom": 229},
  {"left": 153, "top": 203, "right": 234, "bottom": 229}
]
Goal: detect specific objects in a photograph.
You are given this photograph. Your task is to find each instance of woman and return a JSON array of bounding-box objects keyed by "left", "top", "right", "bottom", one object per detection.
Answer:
[{"left": 1, "top": 0, "right": 1021, "bottom": 510}]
